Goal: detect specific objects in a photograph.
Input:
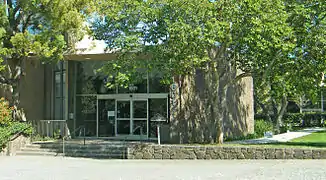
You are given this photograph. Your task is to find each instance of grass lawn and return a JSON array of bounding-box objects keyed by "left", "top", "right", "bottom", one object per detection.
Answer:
[{"left": 245, "top": 131, "right": 326, "bottom": 149}]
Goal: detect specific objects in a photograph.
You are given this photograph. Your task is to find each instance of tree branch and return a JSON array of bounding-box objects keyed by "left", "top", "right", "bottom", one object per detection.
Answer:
[{"left": 22, "top": 13, "right": 33, "bottom": 32}]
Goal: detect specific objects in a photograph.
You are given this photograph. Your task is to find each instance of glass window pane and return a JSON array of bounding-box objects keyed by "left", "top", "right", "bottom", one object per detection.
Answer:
[
  {"left": 117, "top": 101, "right": 130, "bottom": 118},
  {"left": 62, "top": 98, "right": 66, "bottom": 120},
  {"left": 149, "top": 72, "right": 169, "bottom": 93},
  {"left": 55, "top": 72, "right": 61, "bottom": 97},
  {"left": 62, "top": 71, "right": 66, "bottom": 98},
  {"left": 133, "top": 120, "right": 147, "bottom": 135},
  {"left": 98, "top": 99, "right": 115, "bottom": 137},
  {"left": 133, "top": 101, "right": 147, "bottom": 118},
  {"left": 54, "top": 98, "right": 62, "bottom": 120},
  {"left": 55, "top": 61, "right": 62, "bottom": 71},
  {"left": 149, "top": 98, "right": 168, "bottom": 138},
  {"left": 76, "top": 61, "right": 116, "bottom": 94},
  {"left": 117, "top": 120, "right": 130, "bottom": 134},
  {"left": 75, "top": 96, "right": 97, "bottom": 137}
]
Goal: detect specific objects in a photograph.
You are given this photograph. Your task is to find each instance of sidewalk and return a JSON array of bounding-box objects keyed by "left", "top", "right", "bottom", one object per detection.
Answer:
[{"left": 227, "top": 127, "right": 326, "bottom": 144}]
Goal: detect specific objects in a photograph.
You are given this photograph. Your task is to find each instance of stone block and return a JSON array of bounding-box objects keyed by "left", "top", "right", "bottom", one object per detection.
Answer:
[
  {"left": 312, "top": 150, "right": 321, "bottom": 159},
  {"left": 255, "top": 149, "right": 265, "bottom": 159},
  {"left": 194, "top": 148, "right": 206, "bottom": 159},
  {"left": 264, "top": 149, "right": 276, "bottom": 159},
  {"left": 285, "top": 149, "right": 294, "bottom": 159},
  {"left": 237, "top": 152, "right": 245, "bottom": 159},
  {"left": 275, "top": 149, "right": 285, "bottom": 159},
  {"left": 143, "top": 152, "right": 154, "bottom": 159},
  {"left": 206, "top": 148, "right": 219, "bottom": 159},
  {"left": 204, "top": 154, "right": 212, "bottom": 160},
  {"left": 319, "top": 150, "right": 326, "bottom": 159},
  {"left": 303, "top": 149, "right": 312, "bottom": 159},
  {"left": 293, "top": 149, "right": 304, "bottom": 159},
  {"left": 162, "top": 153, "right": 170, "bottom": 159},
  {"left": 154, "top": 154, "right": 163, "bottom": 159},
  {"left": 134, "top": 152, "right": 144, "bottom": 159}
]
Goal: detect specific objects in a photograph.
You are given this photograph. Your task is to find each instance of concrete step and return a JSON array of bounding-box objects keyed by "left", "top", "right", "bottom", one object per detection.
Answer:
[
  {"left": 20, "top": 147, "right": 62, "bottom": 153},
  {"left": 16, "top": 142, "right": 128, "bottom": 159},
  {"left": 16, "top": 151, "right": 64, "bottom": 157},
  {"left": 16, "top": 150, "right": 125, "bottom": 159}
]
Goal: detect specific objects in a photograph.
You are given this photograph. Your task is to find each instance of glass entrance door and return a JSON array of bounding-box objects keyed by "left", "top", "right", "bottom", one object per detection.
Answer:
[
  {"left": 116, "top": 100, "right": 131, "bottom": 135},
  {"left": 98, "top": 99, "right": 115, "bottom": 137},
  {"left": 116, "top": 99, "right": 148, "bottom": 137},
  {"left": 132, "top": 100, "right": 147, "bottom": 136}
]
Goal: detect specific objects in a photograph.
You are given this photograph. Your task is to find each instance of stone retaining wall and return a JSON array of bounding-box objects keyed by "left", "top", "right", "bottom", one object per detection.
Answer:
[
  {"left": 127, "top": 144, "right": 326, "bottom": 159},
  {"left": 1, "top": 135, "right": 30, "bottom": 156}
]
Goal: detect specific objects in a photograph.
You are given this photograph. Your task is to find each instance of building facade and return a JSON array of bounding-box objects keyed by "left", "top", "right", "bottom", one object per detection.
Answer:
[{"left": 5, "top": 37, "right": 254, "bottom": 143}]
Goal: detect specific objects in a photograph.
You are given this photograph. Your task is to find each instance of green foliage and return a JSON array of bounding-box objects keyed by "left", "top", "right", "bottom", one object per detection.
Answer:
[
  {"left": 93, "top": 0, "right": 293, "bottom": 87},
  {"left": 0, "top": 97, "right": 13, "bottom": 125},
  {"left": 0, "top": 122, "right": 33, "bottom": 148},
  {"left": 284, "top": 112, "right": 326, "bottom": 127},
  {"left": 0, "top": 97, "right": 33, "bottom": 149},
  {"left": 224, "top": 133, "right": 258, "bottom": 142},
  {"left": 254, "top": 119, "right": 274, "bottom": 137}
]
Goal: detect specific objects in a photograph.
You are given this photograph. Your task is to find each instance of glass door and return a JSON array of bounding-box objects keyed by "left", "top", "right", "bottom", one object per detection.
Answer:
[
  {"left": 98, "top": 99, "right": 115, "bottom": 137},
  {"left": 116, "top": 100, "right": 131, "bottom": 135},
  {"left": 116, "top": 99, "right": 148, "bottom": 137},
  {"left": 132, "top": 100, "right": 148, "bottom": 136}
]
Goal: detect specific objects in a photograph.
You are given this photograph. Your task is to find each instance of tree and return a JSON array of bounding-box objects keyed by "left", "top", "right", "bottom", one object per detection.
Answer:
[
  {"left": 93, "top": 0, "right": 293, "bottom": 143},
  {"left": 0, "top": 0, "right": 95, "bottom": 120},
  {"left": 254, "top": 0, "right": 326, "bottom": 133}
]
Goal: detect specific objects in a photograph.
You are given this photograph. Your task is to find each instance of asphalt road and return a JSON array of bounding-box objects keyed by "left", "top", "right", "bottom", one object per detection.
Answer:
[{"left": 0, "top": 156, "right": 326, "bottom": 180}]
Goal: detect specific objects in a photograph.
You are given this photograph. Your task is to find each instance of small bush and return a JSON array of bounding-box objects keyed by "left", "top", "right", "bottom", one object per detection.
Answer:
[
  {"left": 0, "top": 122, "right": 33, "bottom": 148},
  {"left": 0, "top": 98, "right": 13, "bottom": 125},
  {"left": 0, "top": 98, "right": 33, "bottom": 149},
  {"left": 224, "top": 133, "right": 258, "bottom": 142},
  {"left": 254, "top": 119, "right": 274, "bottom": 137},
  {"left": 284, "top": 112, "right": 326, "bottom": 127}
]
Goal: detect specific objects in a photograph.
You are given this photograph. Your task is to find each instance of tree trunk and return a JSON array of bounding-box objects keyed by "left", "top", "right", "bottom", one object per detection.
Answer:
[
  {"left": 216, "top": 56, "right": 232, "bottom": 144},
  {"left": 275, "top": 95, "right": 288, "bottom": 134},
  {"left": 2, "top": 58, "right": 25, "bottom": 121}
]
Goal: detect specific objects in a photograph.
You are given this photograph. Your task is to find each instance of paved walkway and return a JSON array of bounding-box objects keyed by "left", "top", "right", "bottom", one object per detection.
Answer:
[
  {"left": 227, "top": 127, "right": 326, "bottom": 144},
  {"left": 1, "top": 156, "right": 326, "bottom": 180}
]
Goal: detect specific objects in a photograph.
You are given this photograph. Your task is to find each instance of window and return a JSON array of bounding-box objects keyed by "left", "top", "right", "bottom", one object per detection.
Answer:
[{"left": 54, "top": 61, "right": 66, "bottom": 120}]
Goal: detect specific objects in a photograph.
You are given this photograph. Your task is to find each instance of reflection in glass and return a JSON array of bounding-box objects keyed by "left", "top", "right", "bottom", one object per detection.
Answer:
[
  {"left": 149, "top": 98, "right": 168, "bottom": 137},
  {"left": 149, "top": 72, "right": 169, "bottom": 93},
  {"left": 76, "top": 61, "right": 116, "bottom": 95},
  {"left": 75, "top": 96, "right": 97, "bottom": 136},
  {"left": 98, "top": 99, "right": 115, "bottom": 137},
  {"left": 133, "top": 120, "right": 147, "bottom": 135},
  {"left": 133, "top": 101, "right": 147, "bottom": 118},
  {"left": 117, "top": 120, "right": 130, "bottom": 134},
  {"left": 117, "top": 101, "right": 130, "bottom": 118}
]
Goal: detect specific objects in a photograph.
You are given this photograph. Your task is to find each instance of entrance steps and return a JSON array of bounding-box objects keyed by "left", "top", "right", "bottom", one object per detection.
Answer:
[{"left": 15, "top": 140, "right": 145, "bottom": 159}]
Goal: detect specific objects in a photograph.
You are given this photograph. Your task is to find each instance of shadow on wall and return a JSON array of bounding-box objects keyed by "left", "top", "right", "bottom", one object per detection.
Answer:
[{"left": 169, "top": 67, "right": 254, "bottom": 144}]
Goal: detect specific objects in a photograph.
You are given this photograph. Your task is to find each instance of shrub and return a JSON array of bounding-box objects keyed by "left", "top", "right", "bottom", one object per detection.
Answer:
[
  {"left": 283, "top": 112, "right": 326, "bottom": 127},
  {"left": 0, "top": 98, "right": 13, "bottom": 125},
  {"left": 0, "top": 98, "right": 33, "bottom": 149},
  {"left": 254, "top": 119, "right": 274, "bottom": 137},
  {"left": 0, "top": 122, "right": 33, "bottom": 148}
]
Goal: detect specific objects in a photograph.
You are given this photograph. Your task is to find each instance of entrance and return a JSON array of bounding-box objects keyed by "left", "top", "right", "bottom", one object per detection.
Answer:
[
  {"left": 96, "top": 94, "right": 168, "bottom": 139},
  {"left": 97, "top": 96, "right": 149, "bottom": 138},
  {"left": 116, "top": 99, "right": 148, "bottom": 137}
]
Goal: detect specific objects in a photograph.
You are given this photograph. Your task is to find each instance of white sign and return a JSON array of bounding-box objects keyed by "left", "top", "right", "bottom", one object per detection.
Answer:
[{"left": 108, "top": 111, "right": 115, "bottom": 117}]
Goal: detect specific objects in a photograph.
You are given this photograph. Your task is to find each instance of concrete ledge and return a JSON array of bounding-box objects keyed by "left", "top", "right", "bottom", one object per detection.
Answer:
[
  {"left": 127, "top": 144, "right": 326, "bottom": 160},
  {"left": 1, "top": 135, "right": 30, "bottom": 156}
]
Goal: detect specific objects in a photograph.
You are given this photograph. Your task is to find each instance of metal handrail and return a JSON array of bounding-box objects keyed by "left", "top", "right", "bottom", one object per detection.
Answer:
[
  {"left": 62, "top": 125, "right": 86, "bottom": 157},
  {"left": 64, "top": 125, "right": 85, "bottom": 140}
]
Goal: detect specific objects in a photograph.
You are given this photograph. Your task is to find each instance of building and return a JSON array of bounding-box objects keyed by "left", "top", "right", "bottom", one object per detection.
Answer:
[{"left": 2, "top": 36, "right": 255, "bottom": 144}]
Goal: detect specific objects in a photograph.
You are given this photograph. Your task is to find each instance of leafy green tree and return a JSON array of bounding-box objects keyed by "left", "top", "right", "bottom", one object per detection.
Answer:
[
  {"left": 93, "top": 0, "right": 293, "bottom": 143},
  {"left": 254, "top": 0, "right": 326, "bottom": 133},
  {"left": 0, "top": 0, "right": 95, "bottom": 120}
]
